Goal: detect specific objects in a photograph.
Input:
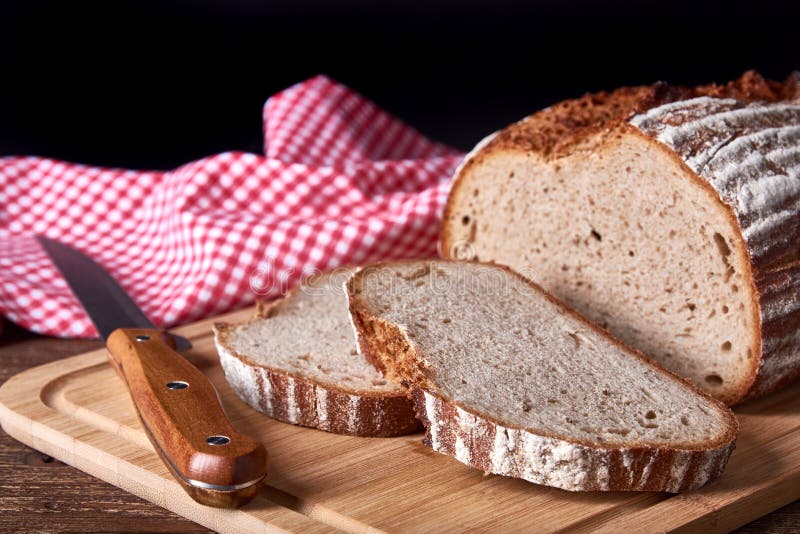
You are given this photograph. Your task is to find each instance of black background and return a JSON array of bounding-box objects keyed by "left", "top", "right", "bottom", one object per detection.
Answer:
[{"left": 1, "top": 0, "right": 798, "bottom": 169}]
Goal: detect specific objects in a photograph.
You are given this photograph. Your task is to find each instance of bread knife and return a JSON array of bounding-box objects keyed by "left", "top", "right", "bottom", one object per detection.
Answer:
[{"left": 36, "top": 236, "right": 267, "bottom": 508}]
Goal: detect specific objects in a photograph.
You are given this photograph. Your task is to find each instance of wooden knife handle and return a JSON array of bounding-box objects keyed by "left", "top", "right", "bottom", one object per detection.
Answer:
[{"left": 106, "top": 328, "right": 267, "bottom": 508}]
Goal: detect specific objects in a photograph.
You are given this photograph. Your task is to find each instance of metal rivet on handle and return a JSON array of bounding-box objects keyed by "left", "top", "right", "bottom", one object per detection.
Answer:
[
  {"left": 206, "top": 435, "right": 230, "bottom": 446},
  {"left": 166, "top": 381, "right": 189, "bottom": 390},
  {"left": 135, "top": 335, "right": 151, "bottom": 341}
]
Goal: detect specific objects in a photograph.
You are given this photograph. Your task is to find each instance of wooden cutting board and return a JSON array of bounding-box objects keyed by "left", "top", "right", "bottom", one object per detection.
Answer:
[{"left": 1, "top": 307, "right": 799, "bottom": 533}]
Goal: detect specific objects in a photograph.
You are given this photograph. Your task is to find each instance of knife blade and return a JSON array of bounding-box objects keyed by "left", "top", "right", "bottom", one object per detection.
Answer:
[{"left": 37, "top": 236, "right": 267, "bottom": 508}]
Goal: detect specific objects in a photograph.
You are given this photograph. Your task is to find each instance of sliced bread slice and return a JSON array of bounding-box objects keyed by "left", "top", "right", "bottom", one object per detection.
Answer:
[
  {"left": 347, "top": 260, "right": 738, "bottom": 491},
  {"left": 440, "top": 71, "right": 800, "bottom": 405},
  {"left": 213, "top": 268, "right": 420, "bottom": 437}
]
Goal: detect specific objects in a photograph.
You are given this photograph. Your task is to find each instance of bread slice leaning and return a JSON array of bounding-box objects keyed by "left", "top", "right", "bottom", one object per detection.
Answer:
[
  {"left": 213, "top": 268, "right": 420, "bottom": 437},
  {"left": 347, "top": 260, "right": 738, "bottom": 492}
]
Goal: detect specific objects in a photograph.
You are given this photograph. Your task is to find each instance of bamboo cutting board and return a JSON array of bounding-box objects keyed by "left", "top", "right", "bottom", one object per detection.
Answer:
[{"left": 1, "top": 308, "right": 799, "bottom": 533}]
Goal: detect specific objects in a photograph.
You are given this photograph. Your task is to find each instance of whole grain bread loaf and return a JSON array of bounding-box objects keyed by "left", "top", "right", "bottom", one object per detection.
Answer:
[
  {"left": 440, "top": 71, "right": 800, "bottom": 405},
  {"left": 347, "top": 260, "right": 738, "bottom": 492},
  {"left": 213, "top": 268, "right": 420, "bottom": 437}
]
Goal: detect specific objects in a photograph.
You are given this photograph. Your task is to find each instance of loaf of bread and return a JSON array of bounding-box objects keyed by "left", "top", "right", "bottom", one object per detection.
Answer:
[
  {"left": 347, "top": 260, "right": 737, "bottom": 492},
  {"left": 441, "top": 71, "right": 800, "bottom": 405},
  {"left": 213, "top": 268, "right": 420, "bottom": 437}
]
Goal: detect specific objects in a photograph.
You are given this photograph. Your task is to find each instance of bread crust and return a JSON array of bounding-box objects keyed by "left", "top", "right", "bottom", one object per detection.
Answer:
[
  {"left": 212, "top": 279, "right": 421, "bottom": 437},
  {"left": 746, "top": 260, "right": 800, "bottom": 401},
  {"left": 346, "top": 260, "right": 738, "bottom": 492},
  {"left": 441, "top": 71, "right": 800, "bottom": 405},
  {"left": 480, "top": 70, "right": 799, "bottom": 162}
]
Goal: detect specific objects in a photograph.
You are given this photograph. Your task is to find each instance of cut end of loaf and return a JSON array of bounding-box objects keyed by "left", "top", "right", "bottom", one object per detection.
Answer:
[{"left": 443, "top": 130, "right": 762, "bottom": 405}]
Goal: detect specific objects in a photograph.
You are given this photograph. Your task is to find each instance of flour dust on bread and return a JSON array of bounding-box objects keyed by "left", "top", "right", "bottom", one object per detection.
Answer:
[
  {"left": 441, "top": 71, "right": 800, "bottom": 405},
  {"left": 347, "top": 260, "right": 737, "bottom": 492},
  {"left": 213, "top": 268, "right": 420, "bottom": 437}
]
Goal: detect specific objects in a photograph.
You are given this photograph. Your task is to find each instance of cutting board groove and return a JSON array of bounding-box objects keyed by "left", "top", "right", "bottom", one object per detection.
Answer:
[{"left": 1, "top": 307, "right": 798, "bottom": 533}]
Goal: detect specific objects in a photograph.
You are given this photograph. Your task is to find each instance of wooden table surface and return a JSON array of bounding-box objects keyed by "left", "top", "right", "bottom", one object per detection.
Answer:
[{"left": 0, "top": 318, "right": 798, "bottom": 533}]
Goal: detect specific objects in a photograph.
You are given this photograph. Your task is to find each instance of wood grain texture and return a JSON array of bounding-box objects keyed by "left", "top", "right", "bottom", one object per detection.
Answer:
[
  {"left": 0, "top": 315, "right": 798, "bottom": 533},
  {"left": 105, "top": 327, "right": 267, "bottom": 507},
  {"left": 0, "top": 319, "right": 211, "bottom": 533}
]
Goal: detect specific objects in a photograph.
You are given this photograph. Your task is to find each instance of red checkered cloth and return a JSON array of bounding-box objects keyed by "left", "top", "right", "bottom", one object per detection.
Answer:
[{"left": 0, "top": 75, "right": 465, "bottom": 338}]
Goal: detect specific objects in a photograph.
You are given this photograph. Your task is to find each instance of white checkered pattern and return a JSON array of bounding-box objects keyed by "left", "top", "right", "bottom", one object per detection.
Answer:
[{"left": 0, "top": 75, "right": 464, "bottom": 338}]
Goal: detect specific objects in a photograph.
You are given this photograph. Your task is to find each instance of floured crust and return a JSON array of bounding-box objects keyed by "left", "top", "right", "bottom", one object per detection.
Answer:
[
  {"left": 746, "top": 260, "right": 800, "bottom": 400},
  {"left": 214, "top": 326, "right": 420, "bottom": 437},
  {"left": 441, "top": 71, "right": 800, "bottom": 405},
  {"left": 212, "top": 279, "right": 421, "bottom": 437},
  {"left": 346, "top": 260, "right": 738, "bottom": 492},
  {"left": 408, "top": 388, "right": 731, "bottom": 492},
  {"left": 481, "top": 70, "right": 799, "bottom": 161}
]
